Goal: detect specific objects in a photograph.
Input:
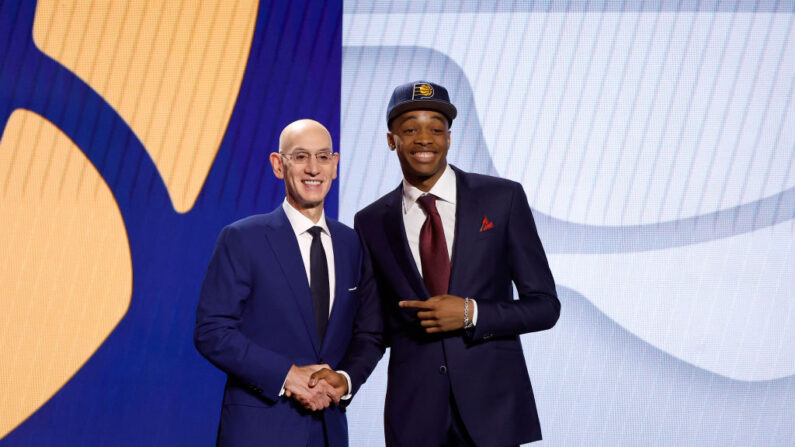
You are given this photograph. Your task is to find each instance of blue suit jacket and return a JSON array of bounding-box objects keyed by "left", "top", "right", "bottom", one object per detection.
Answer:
[
  {"left": 194, "top": 207, "right": 363, "bottom": 447},
  {"left": 342, "top": 166, "right": 561, "bottom": 447}
]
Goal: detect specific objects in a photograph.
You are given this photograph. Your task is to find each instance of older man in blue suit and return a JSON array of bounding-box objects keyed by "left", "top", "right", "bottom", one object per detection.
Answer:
[
  {"left": 195, "top": 119, "right": 369, "bottom": 447},
  {"left": 314, "top": 82, "right": 561, "bottom": 447}
]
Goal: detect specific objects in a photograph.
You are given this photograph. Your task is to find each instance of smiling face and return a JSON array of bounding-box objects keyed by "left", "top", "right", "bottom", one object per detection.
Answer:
[
  {"left": 270, "top": 120, "right": 338, "bottom": 221},
  {"left": 387, "top": 109, "right": 451, "bottom": 191}
]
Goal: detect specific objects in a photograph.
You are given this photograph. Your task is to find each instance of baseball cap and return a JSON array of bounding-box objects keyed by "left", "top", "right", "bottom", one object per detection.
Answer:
[{"left": 386, "top": 81, "right": 457, "bottom": 128}]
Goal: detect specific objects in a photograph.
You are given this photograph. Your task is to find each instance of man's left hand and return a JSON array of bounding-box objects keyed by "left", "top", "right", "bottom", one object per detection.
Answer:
[
  {"left": 309, "top": 369, "right": 349, "bottom": 404},
  {"left": 399, "top": 295, "right": 466, "bottom": 333}
]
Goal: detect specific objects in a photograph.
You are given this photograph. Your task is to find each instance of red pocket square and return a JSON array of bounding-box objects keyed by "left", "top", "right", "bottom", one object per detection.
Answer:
[{"left": 480, "top": 215, "right": 494, "bottom": 232}]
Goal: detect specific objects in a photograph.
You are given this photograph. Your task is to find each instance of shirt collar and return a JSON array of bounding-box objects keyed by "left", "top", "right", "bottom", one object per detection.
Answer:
[
  {"left": 402, "top": 164, "right": 457, "bottom": 214},
  {"left": 282, "top": 199, "right": 329, "bottom": 237}
]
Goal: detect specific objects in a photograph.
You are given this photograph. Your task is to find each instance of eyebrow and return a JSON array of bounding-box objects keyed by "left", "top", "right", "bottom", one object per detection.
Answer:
[
  {"left": 398, "top": 114, "right": 448, "bottom": 126},
  {"left": 291, "top": 147, "right": 332, "bottom": 152}
]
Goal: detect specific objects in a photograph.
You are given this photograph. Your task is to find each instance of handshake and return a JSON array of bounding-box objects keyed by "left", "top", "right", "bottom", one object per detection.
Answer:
[{"left": 283, "top": 364, "right": 348, "bottom": 411}]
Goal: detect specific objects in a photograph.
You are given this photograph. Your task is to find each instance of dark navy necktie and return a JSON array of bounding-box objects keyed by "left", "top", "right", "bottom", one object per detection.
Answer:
[
  {"left": 417, "top": 194, "right": 450, "bottom": 296},
  {"left": 307, "top": 226, "right": 329, "bottom": 344}
]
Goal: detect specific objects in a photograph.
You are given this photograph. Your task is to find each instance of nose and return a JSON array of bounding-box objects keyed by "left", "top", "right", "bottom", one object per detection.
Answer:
[
  {"left": 304, "top": 155, "right": 321, "bottom": 174},
  {"left": 416, "top": 128, "right": 433, "bottom": 145}
]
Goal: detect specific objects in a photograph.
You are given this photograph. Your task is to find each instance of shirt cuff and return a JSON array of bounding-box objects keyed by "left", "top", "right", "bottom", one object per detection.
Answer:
[
  {"left": 278, "top": 374, "right": 288, "bottom": 397},
  {"left": 471, "top": 299, "right": 478, "bottom": 326},
  {"left": 337, "top": 370, "right": 353, "bottom": 400}
]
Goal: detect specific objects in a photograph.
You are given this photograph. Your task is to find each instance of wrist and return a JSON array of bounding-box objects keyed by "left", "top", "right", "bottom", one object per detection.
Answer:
[
  {"left": 463, "top": 297, "right": 475, "bottom": 329},
  {"left": 337, "top": 370, "right": 353, "bottom": 400}
]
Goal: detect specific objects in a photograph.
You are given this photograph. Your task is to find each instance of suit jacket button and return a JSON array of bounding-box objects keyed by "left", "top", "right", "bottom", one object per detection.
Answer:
[{"left": 439, "top": 365, "right": 447, "bottom": 374}]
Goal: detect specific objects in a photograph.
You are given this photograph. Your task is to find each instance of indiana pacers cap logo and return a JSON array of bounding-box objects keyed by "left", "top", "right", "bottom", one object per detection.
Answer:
[{"left": 413, "top": 83, "right": 434, "bottom": 99}]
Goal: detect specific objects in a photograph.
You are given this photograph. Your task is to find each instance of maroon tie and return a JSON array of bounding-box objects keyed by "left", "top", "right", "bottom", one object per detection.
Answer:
[{"left": 417, "top": 194, "right": 450, "bottom": 296}]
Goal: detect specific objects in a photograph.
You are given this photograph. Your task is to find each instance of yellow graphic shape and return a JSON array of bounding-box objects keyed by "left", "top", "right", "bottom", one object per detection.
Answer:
[
  {"left": 32, "top": 0, "right": 259, "bottom": 213},
  {"left": 0, "top": 110, "right": 132, "bottom": 438}
]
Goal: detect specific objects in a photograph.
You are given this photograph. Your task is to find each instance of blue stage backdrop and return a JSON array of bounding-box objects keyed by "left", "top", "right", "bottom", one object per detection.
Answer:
[{"left": 0, "top": 0, "right": 340, "bottom": 445}]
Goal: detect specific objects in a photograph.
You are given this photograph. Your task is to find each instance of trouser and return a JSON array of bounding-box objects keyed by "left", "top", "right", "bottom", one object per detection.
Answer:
[
  {"left": 442, "top": 392, "right": 519, "bottom": 447},
  {"left": 307, "top": 414, "right": 328, "bottom": 447}
]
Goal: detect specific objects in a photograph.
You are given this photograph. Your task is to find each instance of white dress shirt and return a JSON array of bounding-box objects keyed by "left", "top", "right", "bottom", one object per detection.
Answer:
[
  {"left": 282, "top": 199, "right": 335, "bottom": 314},
  {"left": 401, "top": 164, "right": 477, "bottom": 325}
]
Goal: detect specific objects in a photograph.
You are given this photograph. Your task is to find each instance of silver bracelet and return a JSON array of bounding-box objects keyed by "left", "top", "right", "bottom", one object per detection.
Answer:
[{"left": 464, "top": 297, "right": 472, "bottom": 329}]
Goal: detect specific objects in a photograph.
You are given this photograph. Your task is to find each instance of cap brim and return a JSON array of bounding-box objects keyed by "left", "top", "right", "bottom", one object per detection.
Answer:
[{"left": 388, "top": 100, "right": 458, "bottom": 125}]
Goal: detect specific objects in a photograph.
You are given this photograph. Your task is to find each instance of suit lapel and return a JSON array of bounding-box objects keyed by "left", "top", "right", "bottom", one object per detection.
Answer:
[
  {"left": 322, "top": 222, "right": 350, "bottom": 353},
  {"left": 449, "top": 167, "right": 482, "bottom": 296},
  {"left": 383, "top": 186, "right": 430, "bottom": 299},
  {"left": 264, "top": 208, "right": 319, "bottom": 355}
]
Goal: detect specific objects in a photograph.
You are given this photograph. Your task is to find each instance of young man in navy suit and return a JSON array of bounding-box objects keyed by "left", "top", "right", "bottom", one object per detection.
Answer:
[
  {"left": 195, "top": 119, "right": 367, "bottom": 447},
  {"left": 313, "top": 82, "right": 561, "bottom": 446}
]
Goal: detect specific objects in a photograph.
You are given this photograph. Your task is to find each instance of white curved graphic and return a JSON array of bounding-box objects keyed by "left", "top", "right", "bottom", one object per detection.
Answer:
[
  {"left": 342, "top": 11, "right": 794, "bottom": 383},
  {"left": 342, "top": 6, "right": 795, "bottom": 446},
  {"left": 548, "top": 220, "right": 794, "bottom": 381}
]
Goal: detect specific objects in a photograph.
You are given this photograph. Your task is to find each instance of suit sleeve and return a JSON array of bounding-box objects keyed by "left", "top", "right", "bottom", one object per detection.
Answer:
[
  {"left": 193, "top": 225, "right": 293, "bottom": 402},
  {"left": 471, "top": 182, "right": 561, "bottom": 340},
  {"left": 336, "top": 216, "right": 386, "bottom": 397}
]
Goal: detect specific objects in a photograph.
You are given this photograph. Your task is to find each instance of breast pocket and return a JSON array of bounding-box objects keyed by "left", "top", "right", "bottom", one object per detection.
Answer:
[
  {"left": 475, "top": 217, "right": 502, "bottom": 241},
  {"left": 476, "top": 228, "right": 498, "bottom": 241}
]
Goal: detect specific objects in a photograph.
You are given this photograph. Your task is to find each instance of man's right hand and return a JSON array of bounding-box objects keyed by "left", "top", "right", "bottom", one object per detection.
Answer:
[{"left": 284, "top": 364, "right": 339, "bottom": 411}]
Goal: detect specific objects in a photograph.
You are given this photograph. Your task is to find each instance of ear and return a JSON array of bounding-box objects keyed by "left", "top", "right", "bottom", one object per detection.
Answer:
[
  {"left": 331, "top": 152, "right": 339, "bottom": 180},
  {"left": 446, "top": 129, "right": 451, "bottom": 148},
  {"left": 270, "top": 152, "right": 284, "bottom": 179},
  {"left": 386, "top": 132, "right": 396, "bottom": 150}
]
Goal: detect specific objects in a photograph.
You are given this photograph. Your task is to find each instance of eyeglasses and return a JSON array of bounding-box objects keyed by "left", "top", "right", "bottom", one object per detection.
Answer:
[{"left": 280, "top": 151, "right": 337, "bottom": 164}]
